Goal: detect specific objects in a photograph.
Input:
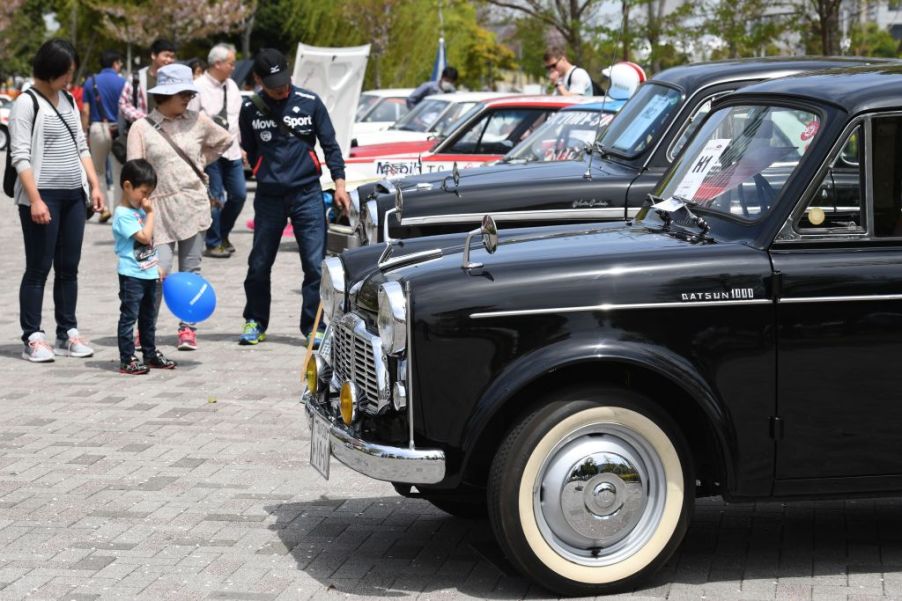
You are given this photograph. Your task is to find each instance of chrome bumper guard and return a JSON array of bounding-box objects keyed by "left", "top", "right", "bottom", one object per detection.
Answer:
[
  {"left": 326, "top": 224, "right": 361, "bottom": 256},
  {"left": 304, "top": 393, "right": 446, "bottom": 484}
]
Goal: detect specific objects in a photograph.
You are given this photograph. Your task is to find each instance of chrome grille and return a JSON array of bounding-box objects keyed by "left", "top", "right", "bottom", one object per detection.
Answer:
[{"left": 331, "top": 313, "right": 389, "bottom": 414}]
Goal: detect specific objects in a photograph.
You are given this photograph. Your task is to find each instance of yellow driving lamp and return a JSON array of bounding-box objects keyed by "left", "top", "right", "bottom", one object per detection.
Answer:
[{"left": 339, "top": 382, "right": 357, "bottom": 425}]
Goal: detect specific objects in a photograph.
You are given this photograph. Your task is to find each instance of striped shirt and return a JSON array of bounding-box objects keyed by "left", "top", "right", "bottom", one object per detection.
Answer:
[{"left": 37, "top": 98, "right": 85, "bottom": 189}]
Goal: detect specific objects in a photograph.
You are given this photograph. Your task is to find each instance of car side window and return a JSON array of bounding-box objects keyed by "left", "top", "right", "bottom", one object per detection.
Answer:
[
  {"left": 795, "top": 127, "right": 865, "bottom": 235},
  {"left": 871, "top": 117, "right": 902, "bottom": 237},
  {"left": 448, "top": 109, "right": 548, "bottom": 155}
]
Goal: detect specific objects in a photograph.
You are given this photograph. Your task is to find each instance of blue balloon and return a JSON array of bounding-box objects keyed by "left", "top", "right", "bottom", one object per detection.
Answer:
[{"left": 162, "top": 272, "right": 217, "bottom": 323}]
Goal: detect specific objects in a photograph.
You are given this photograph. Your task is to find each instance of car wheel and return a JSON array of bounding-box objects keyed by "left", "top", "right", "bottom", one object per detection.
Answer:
[
  {"left": 423, "top": 495, "right": 488, "bottom": 519},
  {"left": 488, "top": 387, "right": 693, "bottom": 596},
  {"left": 0, "top": 125, "right": 8, "bottom": 151}
]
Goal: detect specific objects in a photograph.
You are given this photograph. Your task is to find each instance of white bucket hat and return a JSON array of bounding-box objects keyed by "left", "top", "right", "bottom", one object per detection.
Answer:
[{"left": 147, "top": 64, "right": 198, "bottom": 95}]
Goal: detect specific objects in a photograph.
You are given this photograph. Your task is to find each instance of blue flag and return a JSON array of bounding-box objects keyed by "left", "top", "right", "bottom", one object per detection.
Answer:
[{"left": 430, "top": 37, "right": 447, "bottom": 82}]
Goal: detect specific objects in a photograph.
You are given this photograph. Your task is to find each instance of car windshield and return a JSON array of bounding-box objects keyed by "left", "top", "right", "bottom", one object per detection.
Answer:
[
  {"left": 361, "top": 97, "right": 408, "bottom": 123},
  {"left": 432, "top": 101, "right": 479, "bottom": 135},
  {"left": 599, "top": 83, "right": 682, "bottom": 157},
  {"left": 391, "top": 98, "right": 450, "bottom": 132},
  {"left": 656, "top": 103, "right": 821, "bottom": 222},
  {"left": 355, "top": 94, "right": 381, "bottom": 121},
  {"left": 505, "top": 109, "right": 616, "bottom": 162}
]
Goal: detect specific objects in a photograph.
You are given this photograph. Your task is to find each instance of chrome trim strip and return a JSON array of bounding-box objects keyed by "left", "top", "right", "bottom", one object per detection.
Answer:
[
  {"left": 379, "top": 248, "right": 443, "bottom": 271},
  {"left": 404, "top": 281, "right": 415, "bottom": 450},
  {"left": 400, "top": 207, "right": 639, "bottom": 227},
  {"left": 779, "top": 293, "right": 902, "bottom": 304},
  {"left": 305, "top": 399, "right": 445, "bottom": 484},
  {"left": 470, "top": 298, "right": 772, "bottom": 319}
]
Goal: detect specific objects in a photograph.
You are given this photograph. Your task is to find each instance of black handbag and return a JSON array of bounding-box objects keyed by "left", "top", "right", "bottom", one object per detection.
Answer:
[{"left": 112, "top": 72, "right": 139, "bottom": 164}]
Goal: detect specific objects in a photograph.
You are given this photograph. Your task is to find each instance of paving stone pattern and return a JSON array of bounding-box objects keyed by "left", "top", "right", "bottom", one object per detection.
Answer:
[{"left": 2, "top": 160, "right": 902, "bottom": 600}]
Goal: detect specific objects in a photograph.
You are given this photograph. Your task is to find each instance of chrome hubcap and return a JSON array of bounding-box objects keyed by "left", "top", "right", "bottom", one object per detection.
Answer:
[{"left": 534, "top": 423, "right": 666, "bottom": 566}]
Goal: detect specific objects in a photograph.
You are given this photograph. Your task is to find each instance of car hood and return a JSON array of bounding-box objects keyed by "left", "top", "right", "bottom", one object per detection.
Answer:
[
  {"left": 353, "top": 222, "right": 772, "bottom": 316},
  {"left": 387, "top": 157, "right": 639, "bottom": 219}
]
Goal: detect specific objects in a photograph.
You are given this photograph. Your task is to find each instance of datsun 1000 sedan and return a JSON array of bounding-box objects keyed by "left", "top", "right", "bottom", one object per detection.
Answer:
[{"left": 304, "top": 65, "right": 902, "bottom": 595}]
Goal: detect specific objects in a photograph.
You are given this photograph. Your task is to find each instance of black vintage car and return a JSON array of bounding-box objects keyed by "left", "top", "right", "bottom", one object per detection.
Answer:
[
  {"left": 305, "top": 65, "right": 902, "bottom": 595},
  {"left": 331, "top": 57, "right": 893, "bottom": 254}
]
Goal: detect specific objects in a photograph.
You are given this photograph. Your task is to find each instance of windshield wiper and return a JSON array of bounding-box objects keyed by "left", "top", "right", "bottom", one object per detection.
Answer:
[{"left": 647, "top": 194, "right": 712, "bottom": 242}]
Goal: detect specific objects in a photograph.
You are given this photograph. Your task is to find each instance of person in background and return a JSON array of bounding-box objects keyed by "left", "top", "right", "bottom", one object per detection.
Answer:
[
  {"left": 237, "top": 48, "right": 350, "bottom": 347},
  {"left": 406, "top": 66, "right": 458, "bottom": 109},
  {"left": 188, "top": 43, "right": 246, "bottom": 259},
  {"left": 187, "top": 58, "right": 207, "bottom": 80},
  {"left": 118, "top": 38, "right": 176, "bottom": 127},
  {"left": 112, "top": 159, "right": 177, "bottom": 374},
  {"left": 82, "top": 49, "right": 126, "bottom": 222},
  {"left": 8, "top": 38, "right": 105, "bottom": 362},
  {"left": 544, "top": 46, "right": 592, "bottom": 97},
  {"left": 126, "top": 63, "right": 233, "bottom": 352}
]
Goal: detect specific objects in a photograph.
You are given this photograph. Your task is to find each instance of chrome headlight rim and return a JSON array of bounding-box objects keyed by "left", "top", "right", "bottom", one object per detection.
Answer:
[
  {"left": 362, "top": 199, "right": 379, "bottom": 245},
  {"left": 377, "top": 280, "right": 406, "bottom": 355},
  {"left": 319, "top": 256, "right": 346, "bottom": 325},
  {"left": 348, "top": 189, "right": 361, "bottom": 230}
]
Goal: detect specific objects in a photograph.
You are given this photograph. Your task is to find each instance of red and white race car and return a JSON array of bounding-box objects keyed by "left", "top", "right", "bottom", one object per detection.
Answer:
[{"left": 337, "top": 94, "right": 598, "bottom": 188}]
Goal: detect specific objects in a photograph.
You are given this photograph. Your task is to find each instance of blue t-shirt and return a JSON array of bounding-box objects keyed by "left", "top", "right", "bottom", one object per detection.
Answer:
[
  {"left": 83, "top": 68, "right": 125, "bottom": 124},
  {"left": 112, "top": 206, "right": 159, "bottom": 279}
]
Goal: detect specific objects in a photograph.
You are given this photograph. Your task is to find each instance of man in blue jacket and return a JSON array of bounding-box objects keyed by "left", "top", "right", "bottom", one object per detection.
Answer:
[{"left": 237, "top": 48, "right": 350, "bottom": 347}]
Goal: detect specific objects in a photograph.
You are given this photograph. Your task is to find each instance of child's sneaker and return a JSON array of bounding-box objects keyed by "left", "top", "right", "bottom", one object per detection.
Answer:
[
  {"left": 54, "top": 328, "right": 94, "bottom": 358},
  {"left": 22, "top": 332, "right": 55, "bottom": 363},
  {"left": 239, "top": 321, "right": 266, "bottom": 345},
  {"left": 145, "top": 350, "right": 177, "bottom": 369},
  {"left": 120, "top": 356, "right": 149, "bottom": 375},
  {"left": 177, "top": 326, "right": 197, "bottom": 351}
]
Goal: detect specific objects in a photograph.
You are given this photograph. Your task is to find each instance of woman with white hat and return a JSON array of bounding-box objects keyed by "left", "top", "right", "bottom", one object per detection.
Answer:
[{"left": 126, "top": 63, "right": 232, "bottom": 352}]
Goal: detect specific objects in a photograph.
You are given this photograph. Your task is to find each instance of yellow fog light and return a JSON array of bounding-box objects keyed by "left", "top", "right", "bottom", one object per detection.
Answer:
[
  {"left": 339, "top": 382, "right": 358, "bottom": 425},
  {"left": 305, "top": 355, "right": 318, "bottom": 396}
]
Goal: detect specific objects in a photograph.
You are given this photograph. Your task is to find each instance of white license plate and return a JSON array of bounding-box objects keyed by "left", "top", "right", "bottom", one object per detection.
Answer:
[{"left": 310, "top": 413, "right": 331, "bottom": 480}]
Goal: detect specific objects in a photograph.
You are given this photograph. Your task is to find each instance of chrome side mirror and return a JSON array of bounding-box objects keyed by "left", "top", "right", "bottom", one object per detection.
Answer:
[{"left": 462, "top": 214, "right": 499, "bottom": 270}]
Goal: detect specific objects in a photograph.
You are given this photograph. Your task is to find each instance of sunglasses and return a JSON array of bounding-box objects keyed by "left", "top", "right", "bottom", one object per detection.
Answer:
[{"left": 545, "top": 59, "right": 560, "bottom": 71}]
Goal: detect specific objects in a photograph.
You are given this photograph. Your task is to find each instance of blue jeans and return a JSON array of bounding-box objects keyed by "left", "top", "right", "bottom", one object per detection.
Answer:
[
  {"left": 243, "top": 183, "right": 326, "bottom": 334},
  {"left": 205, "top": 158, "right": 247, "bottom": 248},
  {"left": 118, "top": 275, "right": 158, "bottom": 363},
  {"left": 19, "top": 189, "right": 86, "bottom": 343}
]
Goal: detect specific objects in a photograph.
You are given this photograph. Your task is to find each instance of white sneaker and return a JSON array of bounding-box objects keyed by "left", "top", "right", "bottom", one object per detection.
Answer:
[
  {"left": 54, "top": 328, "right": 94, "bottom": 358},
  {"left": 23, "top": 332, "right": 55, "bottom": 363}
]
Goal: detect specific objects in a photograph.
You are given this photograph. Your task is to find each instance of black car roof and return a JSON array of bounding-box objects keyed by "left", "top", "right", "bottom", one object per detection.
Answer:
[
  {"left": 652, "top": 56, "right": 899, "bottom": 93},
  {"left": 725, "top": 64, "right": 902, "bottom": 114}
]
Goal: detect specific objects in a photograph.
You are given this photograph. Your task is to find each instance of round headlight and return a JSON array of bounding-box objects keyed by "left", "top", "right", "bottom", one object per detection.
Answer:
[
  {"left": 348, "top": 189, "right": 361, "bottom": 230},
  {"left": 362, "top": 199, "right": 378, "bottom": 245},
  {"left": 377, "top": 281, "right": 406, "bottom": 355},
  {"left": 319, "top": 257, "right": 346, "bottom": 325},
  {"left": 304, "top": 355, "right": 318, "bottom": 396}
]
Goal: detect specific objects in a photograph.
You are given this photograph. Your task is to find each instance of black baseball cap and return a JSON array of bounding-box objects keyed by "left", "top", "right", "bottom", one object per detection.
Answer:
[{"left": 253, "top": 48, "right": 290, "bottom": 88}]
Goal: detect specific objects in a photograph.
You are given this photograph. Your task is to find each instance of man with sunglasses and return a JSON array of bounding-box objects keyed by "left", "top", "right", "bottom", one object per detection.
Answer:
[{"left": 544, "top": 47, "right": 592, "bottom": 97}]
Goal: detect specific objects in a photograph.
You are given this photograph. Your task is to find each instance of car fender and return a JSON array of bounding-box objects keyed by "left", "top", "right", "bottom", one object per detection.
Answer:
[{"left": 458, "top": 336, "right": 737, "bottom": 488}]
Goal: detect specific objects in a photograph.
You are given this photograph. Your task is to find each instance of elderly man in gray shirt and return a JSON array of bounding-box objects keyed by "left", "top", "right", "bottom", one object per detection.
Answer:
[{"left": 188, "top": 43, "right": 246, "bottom": 259}]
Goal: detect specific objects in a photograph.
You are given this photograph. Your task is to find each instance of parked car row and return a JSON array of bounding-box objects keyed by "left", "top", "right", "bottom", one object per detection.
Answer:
[{"left": 306, "top": 57, "right": 902, "bottom": 596}]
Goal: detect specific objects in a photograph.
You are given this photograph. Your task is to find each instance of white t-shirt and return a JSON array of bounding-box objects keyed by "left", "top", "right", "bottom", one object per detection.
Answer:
[{"left": 560, "top": 67, "right": 592, "bottom": 96}]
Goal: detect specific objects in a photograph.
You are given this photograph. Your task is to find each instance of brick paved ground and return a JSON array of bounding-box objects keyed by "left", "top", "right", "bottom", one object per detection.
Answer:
[{"left": 2, "top": 158, "right": 902, "bottom": 600}]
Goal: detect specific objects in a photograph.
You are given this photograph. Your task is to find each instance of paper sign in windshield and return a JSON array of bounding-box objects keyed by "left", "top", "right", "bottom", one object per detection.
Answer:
[
  {"left": 613, "top": 94, "right": 674, "bottom": 152},
  {"left": 673, "top": 138, "right": 730, "bottom": 201}
]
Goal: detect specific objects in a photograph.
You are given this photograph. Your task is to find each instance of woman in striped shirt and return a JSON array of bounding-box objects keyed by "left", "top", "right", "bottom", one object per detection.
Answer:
[{"left": 9, "top": 39, "right": 105, "bottom": 362}]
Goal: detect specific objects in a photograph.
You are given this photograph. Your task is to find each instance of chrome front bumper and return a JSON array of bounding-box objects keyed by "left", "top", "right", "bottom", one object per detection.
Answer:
[{"left": 304, "top": 393, "right": 446, "bottom": 484}]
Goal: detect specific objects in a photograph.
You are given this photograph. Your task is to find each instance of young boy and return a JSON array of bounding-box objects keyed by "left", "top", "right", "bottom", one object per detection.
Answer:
[{"left": 113, "top": 159, "right": 177, "bottom": 374}]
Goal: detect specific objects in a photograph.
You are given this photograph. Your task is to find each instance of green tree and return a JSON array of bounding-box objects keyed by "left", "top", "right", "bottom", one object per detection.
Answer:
[
  {"left": 704, "top": 0, "right": 794, "bottom": 59},
  {"left": 0, "top": 0, "right": 46, "bottom": 81},
  {"left": 850, "top": 22, "right": 899, "bottom": 58}
]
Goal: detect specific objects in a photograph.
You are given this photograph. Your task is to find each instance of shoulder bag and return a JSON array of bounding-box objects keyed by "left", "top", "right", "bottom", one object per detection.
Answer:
[{"left": 111, "top": 72, "right": 139, "bottom": 164}]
